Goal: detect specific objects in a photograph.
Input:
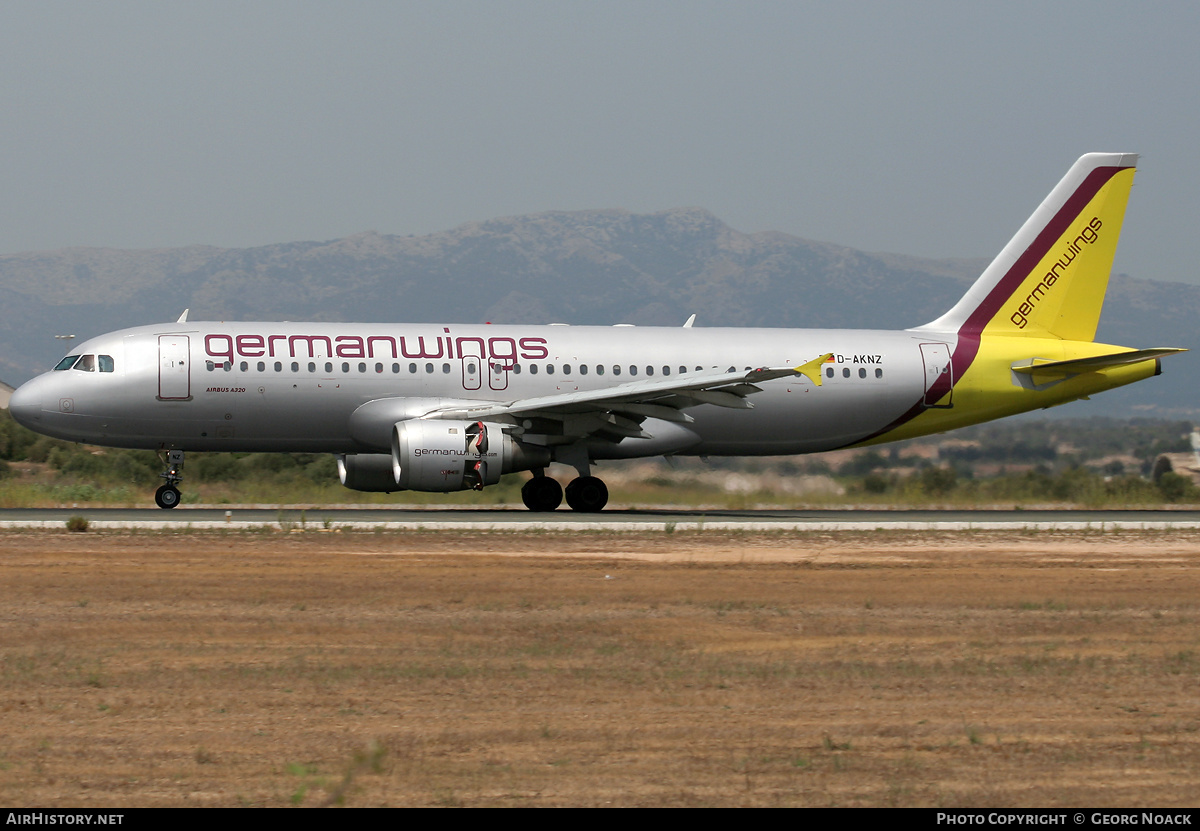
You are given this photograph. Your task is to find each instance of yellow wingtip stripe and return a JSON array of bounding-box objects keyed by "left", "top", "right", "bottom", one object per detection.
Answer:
[{"left": 795, "top": 353, "right": 835, "bottom": 386}]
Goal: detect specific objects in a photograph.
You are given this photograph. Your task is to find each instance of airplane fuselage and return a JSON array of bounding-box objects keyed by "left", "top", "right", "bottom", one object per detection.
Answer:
[{"left": 10, "top": 321, "right": 1154, "bottom": 458}]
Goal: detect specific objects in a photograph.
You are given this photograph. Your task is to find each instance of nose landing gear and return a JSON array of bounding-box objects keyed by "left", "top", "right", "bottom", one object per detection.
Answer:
[{"left": 155, "top": 449, "right": 185, "bottom": 509}]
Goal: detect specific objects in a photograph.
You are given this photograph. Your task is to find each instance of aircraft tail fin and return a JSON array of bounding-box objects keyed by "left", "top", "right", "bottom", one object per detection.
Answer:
[{"left": 921, "top": 153, "right": 1138, "bottom": 342}]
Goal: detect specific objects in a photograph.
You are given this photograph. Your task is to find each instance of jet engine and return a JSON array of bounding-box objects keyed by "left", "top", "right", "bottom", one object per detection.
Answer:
[
  {"left": 337, "top": 453, "right": 398, "bottom": 492},
  {"left": 341, "top": 421, "right": 550, "bottom": 493},
  {"left": 321, "top": 420, "right": 552, "bottom": 494}
]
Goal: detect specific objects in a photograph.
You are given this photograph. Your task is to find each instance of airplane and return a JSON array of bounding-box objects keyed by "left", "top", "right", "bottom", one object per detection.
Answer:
[{"left": 7, "top": 152, "right": 1187, "bottom": 511}]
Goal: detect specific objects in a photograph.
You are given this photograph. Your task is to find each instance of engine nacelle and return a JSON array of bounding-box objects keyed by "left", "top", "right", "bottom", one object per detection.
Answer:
[
  {"left": 338, "top": 453, "right": 398, "bottom": 493},
  {"left": 391, "top": 420, "right": 550, "bottom": 492}
]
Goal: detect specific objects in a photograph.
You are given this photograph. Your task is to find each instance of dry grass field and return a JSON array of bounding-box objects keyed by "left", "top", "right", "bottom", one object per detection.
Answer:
[{"left": 1, "top": 527, "right": 1198, "bottom": 807}]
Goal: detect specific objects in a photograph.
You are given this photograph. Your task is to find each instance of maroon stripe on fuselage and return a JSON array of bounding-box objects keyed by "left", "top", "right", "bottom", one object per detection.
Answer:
[{"left": 846, "top": 165, "right": 1129, "bottom": 448}]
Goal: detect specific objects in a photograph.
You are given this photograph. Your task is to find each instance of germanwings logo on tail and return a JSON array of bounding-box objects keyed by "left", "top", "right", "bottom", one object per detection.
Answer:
[{"left": 1009, "top": 216, "right": 1103, "bottom": 330}]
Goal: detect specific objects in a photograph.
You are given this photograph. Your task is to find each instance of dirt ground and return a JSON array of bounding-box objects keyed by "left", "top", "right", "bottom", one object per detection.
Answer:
[{"left": 1, "top": 527, "right": 1198, "bottom": 807}]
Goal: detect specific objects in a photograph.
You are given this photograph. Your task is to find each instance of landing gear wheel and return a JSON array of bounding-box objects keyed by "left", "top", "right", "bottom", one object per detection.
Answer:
[
  {"left": 521, "top": 477, "right": 563, "bottom": 512},
  {"left": 565, "top": 476, "right": 608, "bottom": 512},
  {"left": 155, "top": 485, "right": 182, "bottom": 510}
]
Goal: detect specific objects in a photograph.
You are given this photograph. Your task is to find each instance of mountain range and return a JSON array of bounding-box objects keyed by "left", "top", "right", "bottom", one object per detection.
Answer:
[{"left": 1, "top": 208, "right": 1194, "bottom": 417}]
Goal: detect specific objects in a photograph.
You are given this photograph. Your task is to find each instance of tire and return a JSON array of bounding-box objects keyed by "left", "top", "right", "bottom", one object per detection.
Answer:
[
  {"left": 565, "top": 476, "right": 608, "bottom": 512},
  {"left": 521, "top": 477, "right": 563, "bottom": 512},
  {"left": 155, "top": 485, "right": 181, "bottom": 509}
]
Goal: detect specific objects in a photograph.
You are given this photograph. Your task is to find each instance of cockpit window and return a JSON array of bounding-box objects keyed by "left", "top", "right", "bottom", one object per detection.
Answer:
[
  {"left": 98, "top": 355, "right": 115, "bottom": 373},
  {"left": 73, "top": 354, "right": 96, "bottom": 372},
  {"left": 54, "top": 355, "right": 80, "bottom": 371}
]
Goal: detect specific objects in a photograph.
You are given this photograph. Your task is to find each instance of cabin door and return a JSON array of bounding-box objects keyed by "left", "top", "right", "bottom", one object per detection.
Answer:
[
  {"left": 158, "top": 335, "right": 191, "bottom": 400},
  {"left": 920, "top": 342, "right": 953, "bottom": 408}
]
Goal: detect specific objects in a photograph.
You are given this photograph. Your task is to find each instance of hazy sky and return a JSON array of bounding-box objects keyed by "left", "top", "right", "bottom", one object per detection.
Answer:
[{"left": 2, "top": 1, "right": 1198, "bottom": 284}]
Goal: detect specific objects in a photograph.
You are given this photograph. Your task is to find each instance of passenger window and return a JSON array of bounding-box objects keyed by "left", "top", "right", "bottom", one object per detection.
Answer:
[
  {"left": 409, "top": 363, "right": 417, "bottom": 373},
  {"left": 274, "top": 362, "right": 283, "bottom": 372},
  {"left": 629, "top": 366, "right": 637, "bottom": 376},
  {"left": 513, "top": 364, "right": 522, "bottom": 374},
  {"left": 546, "top": 364, "right": 555, "bottom": 375},
  {"left": 467, "top": 362, "right": 477, "bottom": 374},
  {"left": 875, "top": 368, "right": 883, "bottom": 378},
  {"left": 530, "top": 364, "right": 539, "bottom": 375},
  {"left": 646, "top": 366, "right": 654, "bottom": 376},
  {"left": 342, "top": 362, "right": 350, "bottom": 373},
  {"left": 257, "top": 361, "right": 266, "bottom": 372},
  {"left": 613, "top": 366, "right": 621, "bottom": 376},
  {"left": 859, "top": 368, "right": 866, "bottom": 379},
  {"left": 425, "top": 363, "right": 434, "bottom": 374},
  {"left": 679, "top": 366, "right": 686, "bottom": 375},
  {"left": 54, "top": 355, "right": 80, "bottom": 371},
  {"left": 205, "top": 361, "right": 215, "bottom": 371},
  {"left": 99, "top": 355, "right": 115, "bottom": 372},
  {"left": 375, "top": 362, "right": 383, "bottom": 373},
  {"left": 842, "top": 368, "right": 850, "bottom": 378},
  {"left": 74, "top": 354, "right": 96, "bottom": 372},
  {"left": 392, "top": 363, "right": 399, "bottom": 373},
  {"left": 239, "top": 361, "right": 248, "bottom": 372},
  {"left": 291, "top": 362, "right": 299, "bottom": 372},
  {"left": 442, "top": 363, "right": 450, "bottom": 374},
  {"left": 563, "top": 364, "right": 572, "bottom": 375},
  {"left": 326, "top": 362, "right": 334, "bottom": 373},
  {"left": 309, "top": 362, "right": 317, "bottom": 373},
  {"left": 580, "top": 365, "right": 588, "bottom": 376},
  {"left": 224, "top": 361, "right": 232, "bottom": 372},
  {"left": 596, "top": 365, "right": 605, "bottom": 375},
  {"left": 825, "top": 367, "right": 834, "bottom": 378}
]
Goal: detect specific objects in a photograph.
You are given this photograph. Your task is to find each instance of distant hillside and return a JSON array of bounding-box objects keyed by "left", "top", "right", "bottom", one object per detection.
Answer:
[{"left": 1, "top": 208, "right": 1195, "bottom": 416}]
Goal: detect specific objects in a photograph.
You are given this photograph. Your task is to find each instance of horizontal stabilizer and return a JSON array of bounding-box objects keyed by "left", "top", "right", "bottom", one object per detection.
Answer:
[{"left": 1011, "top": 348, "right": 1187, "bottom": 379}]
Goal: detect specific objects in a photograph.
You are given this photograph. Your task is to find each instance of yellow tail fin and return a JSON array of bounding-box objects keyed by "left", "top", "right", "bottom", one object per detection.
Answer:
[{"left": 921, "top": 153, "right": 1137, "bottom": 342}]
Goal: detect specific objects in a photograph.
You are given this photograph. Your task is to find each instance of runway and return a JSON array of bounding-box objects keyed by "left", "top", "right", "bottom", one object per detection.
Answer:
[{"left": 4, "top": 506, "right": 1200, "bottom": 531}]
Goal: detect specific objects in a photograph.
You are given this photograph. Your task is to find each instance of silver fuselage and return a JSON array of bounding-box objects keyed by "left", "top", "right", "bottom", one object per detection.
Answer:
[{"left": 10, "top": 321, "right": 939, "bottom": 456}]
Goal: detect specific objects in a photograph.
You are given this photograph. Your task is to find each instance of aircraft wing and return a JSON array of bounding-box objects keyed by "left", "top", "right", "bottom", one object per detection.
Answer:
[{"left": 426, "top": 352, "right": 832, "bottom": 440}]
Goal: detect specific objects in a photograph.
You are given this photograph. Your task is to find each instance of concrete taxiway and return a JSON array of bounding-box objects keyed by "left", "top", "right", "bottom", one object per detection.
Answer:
[{"left": 3, "top": 507, "right": 1200, "bottom": 532}]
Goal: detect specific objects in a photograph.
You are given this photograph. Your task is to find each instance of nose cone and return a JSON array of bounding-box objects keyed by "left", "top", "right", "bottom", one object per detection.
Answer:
[{"left": 8, "top": 378, "right": 44, "bottom": 430}]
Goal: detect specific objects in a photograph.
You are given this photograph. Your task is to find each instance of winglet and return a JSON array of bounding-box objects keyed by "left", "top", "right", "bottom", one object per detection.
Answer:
[
  {"left": 176, "top": 309, "right": 190, "bottom": 324},
  {"left": 795, "top": 352, "right": 834, "bottom": 386},
  {"left": 683, "top": 314, "right": 696, "bottom": 328},
  {"left": 744, "top": 353, "right": 835, "bottom": 385}
]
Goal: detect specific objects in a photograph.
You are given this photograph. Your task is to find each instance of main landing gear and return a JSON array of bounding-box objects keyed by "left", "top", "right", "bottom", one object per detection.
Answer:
[
  {"left": 155, "top": 449, "right": 184, "bottom": 509},
  {"left": 520, "top": 473, "right": 609, "bottom": 513},
  {"left": 565, "top": 476, "right": 608, "bottom": 512}
]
